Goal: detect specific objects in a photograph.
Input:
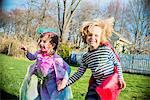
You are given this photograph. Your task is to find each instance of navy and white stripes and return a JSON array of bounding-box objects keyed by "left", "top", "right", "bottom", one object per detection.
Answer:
[{"left": 67, "top": 45, "right": 123, "bottom": 86}]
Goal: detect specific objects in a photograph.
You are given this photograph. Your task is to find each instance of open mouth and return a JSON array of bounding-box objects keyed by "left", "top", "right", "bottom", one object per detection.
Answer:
[
  {"left": 40, "top": 46, "right": 46, "bottom": 51},
  {"left": 90, "top": 41, "right": 96, "bottom": 44}
]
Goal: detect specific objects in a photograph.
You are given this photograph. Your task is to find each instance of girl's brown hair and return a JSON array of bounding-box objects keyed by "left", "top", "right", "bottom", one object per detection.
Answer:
[
  {"left": 80, "top": 17, "right": 114, "bottom": 44},
  {"left": 38, "top": 32, "right": 59, "bottom": 51}
]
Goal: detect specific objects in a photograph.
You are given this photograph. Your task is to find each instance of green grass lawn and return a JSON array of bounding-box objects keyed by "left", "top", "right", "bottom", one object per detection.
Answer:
[{"left": 0, "top": 54, "right": 150, "bottom": 100}]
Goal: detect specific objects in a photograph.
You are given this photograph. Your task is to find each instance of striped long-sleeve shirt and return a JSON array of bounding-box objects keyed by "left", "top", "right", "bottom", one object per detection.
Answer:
[{"left": 67, "top": 45, "right": 123, "bottom": 86}]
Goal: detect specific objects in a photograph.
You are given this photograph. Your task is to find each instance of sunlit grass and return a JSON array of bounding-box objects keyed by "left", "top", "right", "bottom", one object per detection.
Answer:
[{"left": 0, "top": 54, "right": 150, "bottom": 100}]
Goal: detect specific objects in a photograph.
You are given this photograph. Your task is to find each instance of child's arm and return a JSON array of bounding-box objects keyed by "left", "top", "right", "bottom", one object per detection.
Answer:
[
  {"left": 26, "top": 52, "right": 37, "bottom": 60},
  {"left": 21, "top": 45, "right": 36, "bottom": 60},
  {"left": 57, "top": 72, "right": 68, "bottom": 91},
  {"left": 109, "top": 48, "right": 123, "bottom": 79},
  {"left": 64, "top": 61, "right": 71, "bottom": 76},
  {"left": 58, "top": 60, "right": 86, "bottom": 91},
  {"left": 57, "top": 61, "right": 70, "bottom": 91},
  {"left": 67, "top": 62, "right": 87, "bottom": 86},
  {"left": 118, "top": 79, "right": 126, "bottom": 90},
  {"left": 109, "top": 48, "right": 126, "bottom": 89},
  {"left": 57, "top": 78, "right": 68, "bottom": 91}
]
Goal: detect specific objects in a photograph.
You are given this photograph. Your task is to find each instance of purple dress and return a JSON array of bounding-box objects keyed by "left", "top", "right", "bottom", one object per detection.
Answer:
[{"left": 26, "top": 51, "right": 72, "bottom": 100}]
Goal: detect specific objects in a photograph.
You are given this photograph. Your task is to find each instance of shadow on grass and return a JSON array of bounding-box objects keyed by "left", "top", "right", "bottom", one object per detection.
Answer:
[{"left": 0, "top": 89, "right": 18, "bottom": 100}]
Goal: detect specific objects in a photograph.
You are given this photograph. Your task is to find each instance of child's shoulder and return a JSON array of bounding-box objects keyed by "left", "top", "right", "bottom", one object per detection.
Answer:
[
  {"left": 81, "top": 51, "right": 89, "bottom": 59},
  {"left": 35, "top": 50, "right": 42, "bottom": 55},
  {"left": 99, "top": 45, "right": 116, "bottom": 55},
  {"left": 53, "top": 53, "right": 64, "bottom": 63},
  {"left": 99, "top": 45, "right": 112, "bottom": 50}
]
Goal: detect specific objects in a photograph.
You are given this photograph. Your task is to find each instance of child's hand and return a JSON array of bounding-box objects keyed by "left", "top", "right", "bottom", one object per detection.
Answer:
[
  {"left": 57, "top": 81, "right": 62, "bottom": 91},
  {"left": 20, "top": 45, "right": 27, "bottom": 51},
  {"left": 118, "top": 80, "right": 126, "bottom": 90},
  {"left": 57, "top": 78, "right": 67, "bottom": 91}
]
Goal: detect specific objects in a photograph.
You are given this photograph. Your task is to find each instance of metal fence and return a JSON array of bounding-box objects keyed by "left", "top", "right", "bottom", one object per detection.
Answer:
[{"left": 73, "top": 53, "right": 150, "bottom": 75}]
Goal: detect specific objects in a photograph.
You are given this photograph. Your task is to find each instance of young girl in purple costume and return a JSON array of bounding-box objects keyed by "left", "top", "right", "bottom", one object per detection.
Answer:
[{"left": 20, "top": 31, "right": 72, "bottom": 100}]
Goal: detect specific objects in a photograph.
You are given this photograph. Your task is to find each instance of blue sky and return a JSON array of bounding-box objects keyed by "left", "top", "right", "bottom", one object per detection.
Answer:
[
  {"left": 2, "top": 0, "right": 27, "bottom": 11},
  {"left": 2, "top": 0, "right": 129, "bottom": 11}
]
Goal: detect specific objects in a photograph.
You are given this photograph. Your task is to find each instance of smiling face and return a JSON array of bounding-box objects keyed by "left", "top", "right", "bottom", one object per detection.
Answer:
[
  {"left": 86, "top": 26, "right": 102, "bottom": 50},
  {"left": 81, "top": 18, "right": 114, "bottom": 50}
]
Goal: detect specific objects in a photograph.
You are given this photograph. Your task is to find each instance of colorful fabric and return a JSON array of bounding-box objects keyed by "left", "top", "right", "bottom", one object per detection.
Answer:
[
  {"left": 27, "top": 74, "right": 38, "bottom": 100},
  {"left": 96, "top": 66, "right": 120, "bottom": 100},
  {"left": 92, "top": 42, "right": 121, "bottom": 100},
  {"left": 27, "top": 51, "right": 70, "bottom": 80},
  {"left": 37, "top": 26, "right": 57, "bottom": 34},
  {"left": 19, "top": 64, "right": 38, "bottom": 100},
  {"left": 20, "top": 52, "right": 72, "bottom": 100},
  {"left": 35, "top": 72, "right": 72, "bottom": 100}
]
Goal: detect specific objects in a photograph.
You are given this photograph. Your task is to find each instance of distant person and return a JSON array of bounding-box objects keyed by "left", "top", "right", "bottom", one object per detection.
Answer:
[
  {"left": 20, "top": 28, "right": 72, "bottom": 100},
  {"left": 71, "top": 50, "right": 77, "bottom": 64},
  {"left": 58, "top": 17, "right": 126, "bottom": 100}
]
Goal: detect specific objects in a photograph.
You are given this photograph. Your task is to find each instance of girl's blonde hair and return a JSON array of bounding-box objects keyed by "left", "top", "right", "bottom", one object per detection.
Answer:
[{"left": 80, "top": 17, "right": 115, "bottom": 43}]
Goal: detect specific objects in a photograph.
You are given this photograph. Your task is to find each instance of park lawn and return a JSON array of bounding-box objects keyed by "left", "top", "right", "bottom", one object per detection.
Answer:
[{"left": 0, "top": 54, "right": 150, "bottom": 100}]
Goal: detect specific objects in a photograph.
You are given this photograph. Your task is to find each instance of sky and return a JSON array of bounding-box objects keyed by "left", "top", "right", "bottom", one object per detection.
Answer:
[
  {"left": 2, "top": 0, "right": 110, "bottom": 11},
  {"left": 2, "top": 0, "right": 27, "bottom": 11},
  {"left": 2, "top": 0, "right": 129, "bottom": 11}
]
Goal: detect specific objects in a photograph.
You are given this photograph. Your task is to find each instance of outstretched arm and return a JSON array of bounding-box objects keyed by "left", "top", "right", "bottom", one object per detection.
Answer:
[
  {"left": 57, "top": 65, "right": 86, "bottom": 91},
  {"left": 26, "top": 52, "right": 37, "bottom": 60},
  {"left": 20, "top": 45, "right": 36, "bottom": 60},
  {"left": 67, "top": 64, "right": 87, "bottom": 86}
]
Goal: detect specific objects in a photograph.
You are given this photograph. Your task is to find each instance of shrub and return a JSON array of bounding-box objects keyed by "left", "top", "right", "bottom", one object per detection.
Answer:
[
  {"left": 57, "top": 43, "right": 72, "bottom": 59},
  {"left": 0, "top": 34, "right": 38, "bottom": 57}
]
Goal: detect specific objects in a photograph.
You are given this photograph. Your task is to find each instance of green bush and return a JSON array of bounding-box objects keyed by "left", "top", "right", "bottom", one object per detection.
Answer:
[{"left": 57, "top": 43, "right": 72, "bottom": 59}]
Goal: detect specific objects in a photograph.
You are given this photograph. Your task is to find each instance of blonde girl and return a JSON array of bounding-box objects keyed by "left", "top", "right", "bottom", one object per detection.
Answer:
[{"left": 59, "top": 17, "right": 126, "bottom": 100}]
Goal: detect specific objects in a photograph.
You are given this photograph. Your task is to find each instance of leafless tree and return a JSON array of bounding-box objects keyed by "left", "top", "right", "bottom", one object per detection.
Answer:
[
  {"left": 69, "top": 1, "right": 96, "bottom": 48},
  {"left": 56, "top": 0, "right": 82, "bottom": 42},
  {"left": 23, "top": 0, "right": 57, "bottom": 39},
  {"left": 124, "top": 0, "right": 150, "bottom": 54}
]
